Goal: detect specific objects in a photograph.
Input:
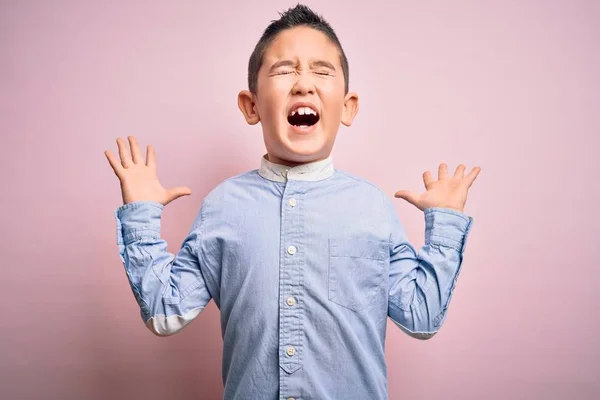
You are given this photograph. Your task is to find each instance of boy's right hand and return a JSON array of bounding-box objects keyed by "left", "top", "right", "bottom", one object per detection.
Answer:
[{"left": 105, "top": 136, "right": 192, "bottom": 206}]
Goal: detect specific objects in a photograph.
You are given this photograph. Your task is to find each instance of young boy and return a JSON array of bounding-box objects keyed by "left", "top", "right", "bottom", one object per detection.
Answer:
[{"left": 105, "top": 4, "right": 480, "bottom": 400}]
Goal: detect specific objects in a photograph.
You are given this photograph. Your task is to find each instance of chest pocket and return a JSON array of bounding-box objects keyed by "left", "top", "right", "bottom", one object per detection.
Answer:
[{"left": 328, "top": 237, "right": 388, "bottom": 312}]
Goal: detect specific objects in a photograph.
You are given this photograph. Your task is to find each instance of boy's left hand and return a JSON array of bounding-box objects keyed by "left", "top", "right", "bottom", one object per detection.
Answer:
[{"left": 394, "top": 163, "right": 481, "bottom": 213}]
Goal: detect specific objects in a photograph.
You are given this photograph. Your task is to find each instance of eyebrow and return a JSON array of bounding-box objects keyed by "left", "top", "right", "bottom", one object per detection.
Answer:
[
  {"left": 269, "top": 59, "right": 337, "bottom": 72},
  {"left": 310, "top": 60, "right": 336, "bottom": 70},
  {"left": 269, "top": 60, "right": 296, "bottom": 72}
]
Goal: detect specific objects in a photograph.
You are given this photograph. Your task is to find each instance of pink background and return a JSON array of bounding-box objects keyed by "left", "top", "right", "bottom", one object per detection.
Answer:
[{"left": 1, "top": 1, "right": 598, "bottom": 399}]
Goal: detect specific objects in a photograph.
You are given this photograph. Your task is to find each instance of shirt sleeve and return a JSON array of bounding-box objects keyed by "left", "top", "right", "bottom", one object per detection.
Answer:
[
  {"left": 115, "top": 200, "right": 212, "bottom": 336},
  {"left": 386, "top": 198, "right": 473, "bottom": 340}
]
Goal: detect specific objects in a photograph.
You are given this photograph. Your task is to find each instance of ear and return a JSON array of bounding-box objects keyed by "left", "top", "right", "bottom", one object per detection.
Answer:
[
  {"left": 238, "top": 90, "right": 260, "bottom": 125},
  {"left": 341, "top": 92, "right": 359, "bottom": 127}
]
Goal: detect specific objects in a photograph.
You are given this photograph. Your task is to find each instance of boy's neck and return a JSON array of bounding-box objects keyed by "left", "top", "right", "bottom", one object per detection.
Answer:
[{"left": 265, "top": 153, "right": 329, "bottom": 168}]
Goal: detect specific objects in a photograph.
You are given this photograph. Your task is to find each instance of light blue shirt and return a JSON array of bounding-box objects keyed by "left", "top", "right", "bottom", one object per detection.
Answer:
[{"left": 114, "top": 155, "right": 473, "bottom": 400}]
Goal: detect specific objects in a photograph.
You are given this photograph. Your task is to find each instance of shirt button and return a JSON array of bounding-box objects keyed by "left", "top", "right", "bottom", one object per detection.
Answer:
[
  {"left": 288, "top": 198, "right": 297, "bottom": 207},
  {"left": 287, "top": 245, "right": 297, "bottom": 255},
  {"left": 286, "top": 346, "right": 296, "bottom": 356},
  {"left": 286, "top": 296, "right": 296, "bottom": 306}
]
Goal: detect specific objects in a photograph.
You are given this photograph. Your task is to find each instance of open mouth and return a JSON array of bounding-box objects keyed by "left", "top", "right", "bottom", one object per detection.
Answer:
[{"left": 287, "top": 106, "right": 320, "bottom": 128}]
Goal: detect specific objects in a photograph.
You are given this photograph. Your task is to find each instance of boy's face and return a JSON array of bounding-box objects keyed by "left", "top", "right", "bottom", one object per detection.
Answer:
[{"left": 238, "top": 26, "right": 359, "bottom": 166}]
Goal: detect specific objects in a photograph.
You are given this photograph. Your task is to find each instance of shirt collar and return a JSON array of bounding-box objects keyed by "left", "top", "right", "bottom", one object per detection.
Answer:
[{"left": 258, "top": 154, "right": 335, "bottom": 182}]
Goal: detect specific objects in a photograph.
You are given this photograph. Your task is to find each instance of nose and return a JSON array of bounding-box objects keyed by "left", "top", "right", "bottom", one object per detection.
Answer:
[{"left": 291, "top": 71, "right": 315, "bottom": 95}]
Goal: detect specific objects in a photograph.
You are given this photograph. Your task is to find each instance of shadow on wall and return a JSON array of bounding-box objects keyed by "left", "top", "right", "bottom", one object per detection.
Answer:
[{"left": 83, "top": 293, "right": 224, "bottom": 400}]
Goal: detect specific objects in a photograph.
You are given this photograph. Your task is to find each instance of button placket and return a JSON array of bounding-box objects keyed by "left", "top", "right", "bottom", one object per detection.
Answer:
[{"left": 278, "top": 181, "right": 303, "bottom": 386}]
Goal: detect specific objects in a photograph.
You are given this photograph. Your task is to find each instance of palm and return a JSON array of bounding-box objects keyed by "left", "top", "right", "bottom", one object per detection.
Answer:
[
  {"left": 394, "top": 163, "right": 480, "bottom": 212},
  {"left": 118, "top": 171, "right": 168, "bottom": 205}
]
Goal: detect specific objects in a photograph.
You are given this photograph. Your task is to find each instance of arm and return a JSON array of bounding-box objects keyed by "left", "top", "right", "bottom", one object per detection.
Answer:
[
  {"left": 390, "top": 162, "right": 481, "bottom": 339},
  {"left": 105, "top": 136, "right": 209, "bottom": 336},
  {"left": 387, "top": 205, "right": 472, "bottom": 339},
  {"left": 116, "top": 200, "right": 211, "bottom": 337}
]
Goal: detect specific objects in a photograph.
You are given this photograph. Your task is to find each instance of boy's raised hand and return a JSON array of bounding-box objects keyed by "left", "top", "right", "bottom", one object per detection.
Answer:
[
  {"left": 394, "top": 163, "right": 481, "bottom": 213},
  {"left": 104, "top": 136, "right": 192, "bottom": 206}
]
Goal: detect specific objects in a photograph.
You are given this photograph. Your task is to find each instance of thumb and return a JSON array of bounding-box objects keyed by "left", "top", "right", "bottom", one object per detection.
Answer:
[
  {"left": 166, "top": 186, "right": 192, "bottom": 202},
  {"left": 394, "top": 190, "right": 420, "bottom": 206}
]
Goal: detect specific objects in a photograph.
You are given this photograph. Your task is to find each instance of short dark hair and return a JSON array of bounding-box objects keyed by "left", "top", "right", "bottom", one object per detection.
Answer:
[{"left": 247, "top": 4, "right": 349, "bottom": 95}]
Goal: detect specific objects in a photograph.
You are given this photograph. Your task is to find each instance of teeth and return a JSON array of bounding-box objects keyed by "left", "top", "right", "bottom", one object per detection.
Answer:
[{"left": 289, "top": 106, "right": 316, "bottom": 117}]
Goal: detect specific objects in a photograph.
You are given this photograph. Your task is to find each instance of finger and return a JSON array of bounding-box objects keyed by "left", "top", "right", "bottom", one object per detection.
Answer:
[
  {"left": 104, "top": 150, "right": 123, "bottom": 178},
  {"left": 454, "top": 164, "right": 466, "bottom": 178},
  {"left": 128, "top": 136, "right": 143, "bottom": 164},
  {"left": 117, "top": 137, "right": 132, "bottom": 168},
  {"left": 166, "top": 186, "right": 192, "bottom": 203},
  {"left": 146, "top": 145, "right": 156, "bottom": 170},
  {"left": 464, "top": 166, "right": 481, "bottom": 188},
  {"left": 438, "top": 163, "right": 448, "bottom": 180},
  {"left": 394, "top": 190, "right": 420, "bottom": 207},
  {"left": 422, "top": 171, "right": 434, "bottom": 188}
]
